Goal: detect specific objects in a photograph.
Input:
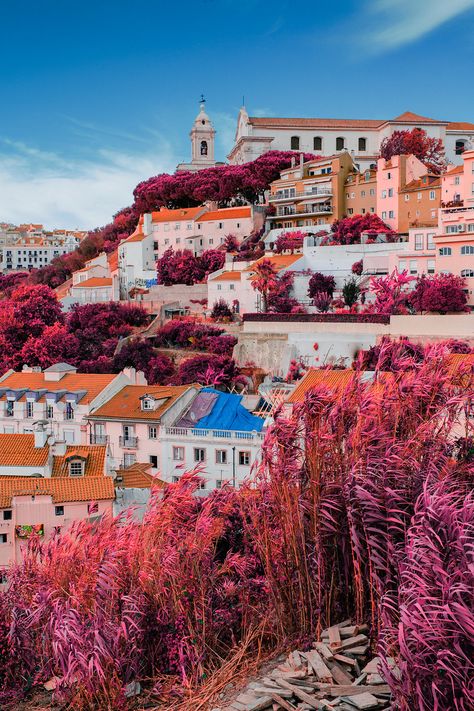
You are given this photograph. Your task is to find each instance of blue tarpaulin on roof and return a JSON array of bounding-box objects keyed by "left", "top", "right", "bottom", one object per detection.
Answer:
[{"left": 193, "top": 388, "right": 264, "bottom": 432}]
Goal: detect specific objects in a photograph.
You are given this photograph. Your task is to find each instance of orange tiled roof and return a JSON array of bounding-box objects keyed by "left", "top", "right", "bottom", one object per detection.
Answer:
[
  {"left": 244, "top": 253, "right": 302, "bottom": 272},
  {"left": 196, "top": 207, "right": 251, "bottom": 222},
  {"left": 248, "top": 117, "right": 386, "bottom": 129},
  {"left": 391, "top": 111, "right": 441, "bottom": 124},
  {"left": 119, "top": 463, "right": 166, "bottom": 489},
  {"left": 151, "top": 207, "right": 204, "bottom": 223},
  {"left": 124, "top": 229, "right": 147, "bottom": 244},
  {"left": 71, "top": 277, "right": 112, "bottom": 288},
  {"left": 0, "top": 372, "right": 116, "bottom": 404},
  {"left": 52, "top": 445, "right": 106, "bottom": 478},
  {"left": 90, "top": 385, "right": 194, "bottom": 421},
  {"left": 447, "top": 122, "right": 474, "bottom": 131},
  {"left": 402, "top": 177, "right": 441, "bottom": 192},
  {"left": 55, "top": 277, "right": 73, "bottom": 299},
  {"left": 0, "top": 434, "right": 49, "bottom": 467},
  {"left": 445, "top": 165, "right": 464, "bottom": 176},
  {"left": 211, "top": 271, "right": 242, "bottom": 282},
  {"left": 107, "top": 250, "right": 119, "bottom": 272},
  {"left": 288, "top": 369, "right": 355, "bottom": 403},
  {"left": 0, "top": 476, "right": 114, "bottom": 508}
]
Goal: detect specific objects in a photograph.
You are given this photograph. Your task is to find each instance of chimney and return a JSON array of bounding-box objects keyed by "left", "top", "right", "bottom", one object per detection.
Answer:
[
  {"left": 299, "top": 152, "right": 304, "bottom": 178},
  {"left": 51, "top": 440, "right": 67, "bottom": 457},
  {"left": 34, "top": 423, "right": 48, "bottom": 449},
  {"left": 291, "top": 156, "right": 296, "bottom": 168},
  {"left": 143, "top": 213, "right": 152, "bottom": 235},
  {"left": 122, "top": 367, "right": 148, "bottom": 385}
]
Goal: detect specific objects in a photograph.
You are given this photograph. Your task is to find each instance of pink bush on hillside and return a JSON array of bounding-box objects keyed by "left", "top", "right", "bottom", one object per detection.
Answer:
[
  {"left": 379, "top": 127, "right": 446, "bottom": 174},
  {"left": 410, "top": 273, "right": 468, "bottom": 314},
  {"left": 326, "top": 213, "right": 397, "bottom": 246},
  {"left": 273, "top": 230, "right": 305, "bottom": 254}
]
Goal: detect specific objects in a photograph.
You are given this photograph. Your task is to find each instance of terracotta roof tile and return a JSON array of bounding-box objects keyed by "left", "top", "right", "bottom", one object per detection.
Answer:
[
  {"left": 0, "top": 434, "right": 49, "bottom": 467},
  {"left": 447, "top": 122, "right": 474, "bottom": 131},
  {"left": 52, "top": 445, "right": 106, "bottom": 478},
  {"left": 211, "top": 271, "right": 242, "bottom": 282},
  {"left": 445, "top": 165, "right": 464, "bottom": 176},
  {"left": 0, "top": 476, "right": 114, "bottom": 508},
  {"left": 244, "top": 253, "right": 302, "bottom": 272},
  {"left": 196, "top": 207, "right": 251, "bottom": 222},
  {"left": 90, "top": 385, "right": 195, "bottom": 421},
  {"left": 391, "top": 111, "right": 441, "bottom": 124},
  {"left": 0, "top": 372, "right": 116, "bottom": 404},
  {"left": 248, "top": 117, "right": 385, "bottom": 129},
  {"left": 123, "top": 229, "right": 147, "bottom": 244},
  {"left": 118, "top": 463, "right": 166, "bottom": 489},
  {"left": 71, "top": 277, "right": 112, "bottom": 288},
  {"left": 107, "top": 250, "right": 119, "bottom": 271},
  {"left": 288, "top": 369, "right": 355, "bottom": 403},
  {"left": 151, "top": 207, "right": 204, "bottom": 223}
]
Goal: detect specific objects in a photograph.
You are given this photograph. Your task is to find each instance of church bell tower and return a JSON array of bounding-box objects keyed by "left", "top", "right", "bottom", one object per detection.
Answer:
[{"left": 190, "top": 95, "right": 216, "bottom": 165}]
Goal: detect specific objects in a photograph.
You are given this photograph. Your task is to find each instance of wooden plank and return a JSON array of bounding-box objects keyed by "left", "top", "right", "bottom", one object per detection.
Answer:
[
  {"left": 339, "top": 634, "right": 368, "bottom": 650},
  {"left": 328, "top": 626, "right": 341, "bottom": 648},
  {"left": 315, "top": 642, "right": 334, "bottom": 660},
  {"left": 254, "top": 687, "right": 293, "bottom": 698},
  {"left": 275, "top": 680, "right": 321, "bottom": 710},
  {"left": 333, "top": 653, "right": 358, "bottom": 667},
  {"left": 311, "top": 684, "right": 391, "bottom": 697},
  {"left": 343, "top": 692, "right": 379, "bottom": 709},
  {"left": 269, "top": 694, "right": 297, "bottom": 711},
  {"left": 345, "top": 646, "right": 369, "bottom": 656},
  {"left": 328, "top": 661, "right": 354, "bottom": 686},
  {"left": 270, "top": 670, "right": 307, "bottom": 681},
  {"left": 247, "top": 696, "right": 274, "bottom": 711},
  {"left": 304, "top": 650, "right": 333, "bottom": 682},
  {"left": 361, "top": 657, "right": 381, "bottom": 674}
]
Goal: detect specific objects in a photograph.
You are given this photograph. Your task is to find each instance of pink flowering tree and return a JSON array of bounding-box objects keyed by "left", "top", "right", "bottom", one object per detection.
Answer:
[
  {"left": 379, "top": 127, "right": 446, "bottom": 174},
  {"left": 273, "top": 230, "right": 305, "bottom": 254},
  {"left": 366, "top": 270, "right": 414, "bottom": 315},
  {"left": 251, "top": 259, "right": 279, "bottom": 313},
  {"left": 410, "top": 273, "right": 468, "bottom": 314},
  {"left": 326, "top": 214, "right": 397, "bottom": 246}
]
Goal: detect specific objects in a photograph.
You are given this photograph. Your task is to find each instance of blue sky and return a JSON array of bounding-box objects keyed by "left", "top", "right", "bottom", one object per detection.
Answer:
[{"left": 1, "top": 0, "right": 474, "bottom": 229}]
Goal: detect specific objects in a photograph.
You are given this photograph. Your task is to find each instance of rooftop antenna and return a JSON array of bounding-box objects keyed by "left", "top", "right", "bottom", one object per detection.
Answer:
[
  {"left": 242, "top": 95, "right": 245, "bottom": 106},
  {"left": 200, "top": 93, "right": 206, "bottom": 105}
]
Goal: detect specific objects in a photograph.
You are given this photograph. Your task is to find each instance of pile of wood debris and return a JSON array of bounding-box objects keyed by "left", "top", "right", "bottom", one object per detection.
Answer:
[{"left": 219, "top": 620, "right": 397, "bottom": 711}]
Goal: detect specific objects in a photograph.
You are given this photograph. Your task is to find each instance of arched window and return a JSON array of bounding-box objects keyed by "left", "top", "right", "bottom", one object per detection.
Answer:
[
  {"left": 358, "top": 137, "right": 367, "bottom": 151},
  {"left": 291, "top": 136, "right": 300, "bottom": 150},
  {"left": 200, "top": 141, "right": 208, "bottom": 156},
  {"left": 336, "top": 137, "right": 345, "bottom": 151},
  {"left": 439, "top": 247, "right": 452, "bottom": 256},
  {"left": 455, "top": 140, "right": 467, "bottom": 155},
  {"left": 461, "top": 245, "right": 474, "bottom": 255},
  {"left": 313, "top": 136, "right": 322, "bottom": 151},
  {"left": 461, "top": 269, "right": 474, "bottom": 277}
]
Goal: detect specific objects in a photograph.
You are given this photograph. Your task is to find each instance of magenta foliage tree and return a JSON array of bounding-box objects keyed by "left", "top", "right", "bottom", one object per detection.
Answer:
[
  {"left": 223, "top": 234, "right": 239, "bottom": 252},
  {"left": 210, "top": 299, "right": 233, "bottom": 322},
  {"left": 200, "top": 249, "right": 225, "bottom": 277},
  {"left": 156, "top": 248, "right": 204, "bottom": 286},
  {"left": 273, "top": 230, "right": 305, "bottom": 254},
  {"left": 173, "top": 354, "right": 240, "bottom": 388},
  {"left": 351, "top": 259, "right": 363, "bottom": 275},
  {"left": 379, "top": 127, "right": 446, "bottom": 174},
  {"left": 146, "top": 353, "right": 176, "bottom": 384},
  {"left": 410, "top": 273, "right": 468, "bottom": 314},
  {"left": 307, "top": 272, "right": 336, "bottom": 300},
  {"left": 366, "top": 269, "right": 414, "bottom": 315},
  {"left": 326, "top": 213, "right": 397, "bottom": 246}
]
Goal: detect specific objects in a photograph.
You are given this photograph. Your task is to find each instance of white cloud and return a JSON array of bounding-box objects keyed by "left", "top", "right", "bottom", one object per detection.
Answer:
[
  {"left": 363, "top": 0, "right": 474, "bottom": 51},
  {"left": 0, "top": 139, "right": 178, "bottom": 231}
]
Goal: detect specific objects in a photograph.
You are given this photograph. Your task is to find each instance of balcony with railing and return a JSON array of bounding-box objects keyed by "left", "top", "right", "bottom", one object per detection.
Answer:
[
  {"left": 119, "top": 436, "right": 138, "bottom": 448},
  {"left": 269, "top": 187, "right": 332, "bottom": 202},
  {"left": 274, "top": 204, "right": 333, "bottom": 218},
  {"left": 90, "top": 434, "right": 109, "bottom": 445},
  {"left": 163, "top": 426, "right": 264, "bottom": 443}
]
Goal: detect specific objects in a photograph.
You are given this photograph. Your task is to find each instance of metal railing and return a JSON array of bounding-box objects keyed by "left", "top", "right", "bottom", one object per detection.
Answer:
[
  {"left": 119, "top": 436, "right": 138, "bottom": 448},
  {"left": 270, "top": 188, "right": 332, "bottom": 201},
  {"left": 276, "top": 205, "right": 333, "bottom": 217},
  {"left": 90, "top": 434, "right": 109, "bottom": 445}
]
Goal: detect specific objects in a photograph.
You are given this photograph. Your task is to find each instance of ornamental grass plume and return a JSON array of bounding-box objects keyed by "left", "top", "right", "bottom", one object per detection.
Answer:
[{"left": 0, "top": 352, "right": 472, "bottom": 710}]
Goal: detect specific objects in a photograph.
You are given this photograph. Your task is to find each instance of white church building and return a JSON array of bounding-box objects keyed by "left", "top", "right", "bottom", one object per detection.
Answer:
[{"left": 228, "top": 108, "right": 474, "bottom": 170}]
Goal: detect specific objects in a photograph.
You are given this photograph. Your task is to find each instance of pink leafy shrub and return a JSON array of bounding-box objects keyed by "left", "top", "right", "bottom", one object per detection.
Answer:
[
  {"left": 273, "top": 230, "right": 305, "bottom": 254},
  {"left": 410, "top": 273, "right": 468, "bottom": 314}
]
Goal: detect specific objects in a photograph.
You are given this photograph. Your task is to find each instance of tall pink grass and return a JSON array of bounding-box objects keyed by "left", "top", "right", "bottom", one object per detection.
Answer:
[{"left": 0, "top": 345, "right": 472, "bottom": 710}]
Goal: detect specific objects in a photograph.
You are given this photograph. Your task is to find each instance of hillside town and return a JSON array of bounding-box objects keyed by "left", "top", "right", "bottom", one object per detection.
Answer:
[{"left": 1, "top": 83, "right": 473, "bottom": 711}]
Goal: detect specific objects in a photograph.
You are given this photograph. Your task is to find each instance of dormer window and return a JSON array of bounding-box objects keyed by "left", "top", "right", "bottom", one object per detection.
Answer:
[
  {"left": 142, "top": 398, "right": 154, "bottom": 411},
  {"left": 69, "top": 460, "right": 84, "bottom": 477}
]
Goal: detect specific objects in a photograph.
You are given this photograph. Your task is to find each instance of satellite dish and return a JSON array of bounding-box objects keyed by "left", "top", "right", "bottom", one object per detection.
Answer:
[{"left": 47, "top": 436, "right": 55, "bottom": 445}]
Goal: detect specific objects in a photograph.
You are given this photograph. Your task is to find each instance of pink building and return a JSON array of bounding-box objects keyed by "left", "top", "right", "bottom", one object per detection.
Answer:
[
  {"left": 193, "top": 206, "right": 263, "bottom": 255},
  {"left": 437, "top": 150, "right": 474, "bottom": 306},
  {"left": 0, "top": 433, "right": 114, "bottom": 576},
  {"left": 87, "top": 384, "right": 199, "bottom": 471}
]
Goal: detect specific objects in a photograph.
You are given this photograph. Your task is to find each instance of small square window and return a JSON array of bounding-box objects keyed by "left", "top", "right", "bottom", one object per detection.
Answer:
[
  {"left": 239, "top": 451, "right": 250, "bottom": 466},
  {"left": 148, "top": 426, "right": 157, "bottom": 439},
  {"left": 149, "top": 455, "right": 158, "bottom": 468},
  {"left": 216, "top": 449, "right": 227, "bottom": 464},
  {"left": 0, "top": 534, "right": 7, "bottom": 543},
  {"left": 3, "top": 510, "right": 12, "bottom": 521},
  {"left": 194, "top": 448, "right": 206, "bottom": 463},
  {"left": 173, "top": 446, "right": 184, "bottom": 461},
  {"left": 55, "top": 505, "right": 64, "bottom": 516}
]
